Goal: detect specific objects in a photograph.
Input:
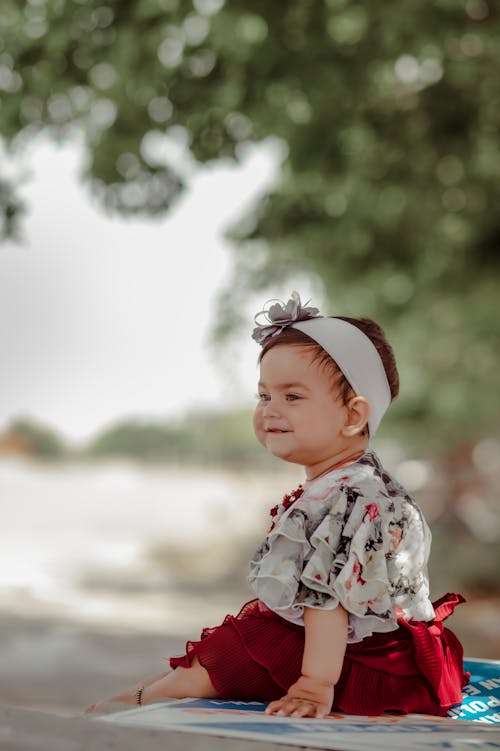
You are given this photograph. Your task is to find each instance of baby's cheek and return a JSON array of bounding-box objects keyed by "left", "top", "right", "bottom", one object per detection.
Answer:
[{"left": 253, "top": 407, "right": 267, "bottom": 447}]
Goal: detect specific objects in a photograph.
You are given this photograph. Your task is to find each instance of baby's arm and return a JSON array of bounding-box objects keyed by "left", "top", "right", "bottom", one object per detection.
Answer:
[{"left": 266, "top": 605, "right": 348, "bottom": 719}]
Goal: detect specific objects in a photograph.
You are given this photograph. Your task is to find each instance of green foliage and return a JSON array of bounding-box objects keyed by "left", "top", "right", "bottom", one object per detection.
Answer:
[
  {"left": 84, "top": 409, "right": 272, "bottom": 467},
  {"left": 6, "top": 417, "right": 67, "bottom": 459},
  {"left": 2, "top": 1, "right": 499, "bottom": 438},
  {"left": 85, "top": 420, "right": 191, "bottom": 461},
  {"left": 1, "top": 410, "right": 271, "bottom": 466}
]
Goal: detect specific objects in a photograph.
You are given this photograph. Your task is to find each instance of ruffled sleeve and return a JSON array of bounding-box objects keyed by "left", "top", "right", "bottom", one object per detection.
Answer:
[{"left": 249, "top": 476, "right": 435, "bottom": 643}]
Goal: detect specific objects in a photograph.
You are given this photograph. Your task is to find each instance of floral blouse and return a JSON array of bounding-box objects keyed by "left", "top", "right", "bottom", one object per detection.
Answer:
[{"left": 248, "top": 450, "right": 435, "bottom": 643}]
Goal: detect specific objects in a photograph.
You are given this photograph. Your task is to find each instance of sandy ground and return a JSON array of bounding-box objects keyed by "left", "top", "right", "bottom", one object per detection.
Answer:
[{"left": 0, "top": 611, "right": 186, "bottom": 714}]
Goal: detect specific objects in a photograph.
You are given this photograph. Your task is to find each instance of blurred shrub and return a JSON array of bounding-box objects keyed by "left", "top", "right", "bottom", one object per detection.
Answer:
[
  {"left": 2, "top": 417, "right": 67, "bottom": 459},
  {"left": 83, "top": 409, "right": 272, "bottom": 467}
]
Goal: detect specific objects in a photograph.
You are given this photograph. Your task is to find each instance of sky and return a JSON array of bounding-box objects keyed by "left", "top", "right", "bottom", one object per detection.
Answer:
[{"left": 0, "top": 134, "right": 318, "bottom": 446}]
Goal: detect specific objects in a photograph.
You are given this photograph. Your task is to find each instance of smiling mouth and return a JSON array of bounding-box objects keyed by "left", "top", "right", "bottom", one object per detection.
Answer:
[{"left": 266, "top": 429, "right": 290, "bottom": 433}]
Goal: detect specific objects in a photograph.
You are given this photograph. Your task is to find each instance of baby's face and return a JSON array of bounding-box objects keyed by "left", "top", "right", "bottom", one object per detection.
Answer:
[{"left": 254, "top": 344, "right": 351, "bottom": 474}]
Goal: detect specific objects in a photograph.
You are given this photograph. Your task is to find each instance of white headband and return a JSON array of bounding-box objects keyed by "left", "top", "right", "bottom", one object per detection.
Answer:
[
  {"left": 291, "top": 318, "right": 391, "bottom": 436},
  {"left": 252, "top": 293, "right": 392, "bottom": 435}
]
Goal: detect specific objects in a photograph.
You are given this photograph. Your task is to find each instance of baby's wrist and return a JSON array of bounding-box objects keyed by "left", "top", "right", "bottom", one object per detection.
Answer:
[{"left": 300, "top": 673, "right": 335, "bottom": 688}]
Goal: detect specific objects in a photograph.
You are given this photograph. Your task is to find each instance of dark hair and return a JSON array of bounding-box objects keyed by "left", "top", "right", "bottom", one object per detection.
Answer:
[{"left": 259, "top": 317, "right": 399, "bottom": 408}]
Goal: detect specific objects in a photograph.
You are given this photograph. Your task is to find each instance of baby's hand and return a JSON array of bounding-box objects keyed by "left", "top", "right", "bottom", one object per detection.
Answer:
[{"left": 265, "top": 675, "right": 334, "bottom": 719}]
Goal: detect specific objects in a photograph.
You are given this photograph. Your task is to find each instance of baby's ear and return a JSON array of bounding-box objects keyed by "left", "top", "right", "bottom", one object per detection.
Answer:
[{"left": 342, "top": 396, "right": 370, "bottom": 437}]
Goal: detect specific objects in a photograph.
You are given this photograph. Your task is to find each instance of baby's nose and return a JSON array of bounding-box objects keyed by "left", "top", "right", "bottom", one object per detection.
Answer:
[{"left": 262, "top": 400, "right": 281, "bottom": 417}]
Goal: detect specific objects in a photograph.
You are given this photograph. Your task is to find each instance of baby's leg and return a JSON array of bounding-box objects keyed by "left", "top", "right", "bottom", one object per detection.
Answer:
[
  {"left": 143, "top": 657, "right": 218, "bottom": 702},
  {"left": 85, "top": 658, "right": 218, "bottom": 714}
]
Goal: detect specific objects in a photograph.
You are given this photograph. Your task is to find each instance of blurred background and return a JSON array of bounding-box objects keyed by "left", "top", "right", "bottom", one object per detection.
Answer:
[{"left": 1, "top": 0, "right": 499, "bottom": 713}]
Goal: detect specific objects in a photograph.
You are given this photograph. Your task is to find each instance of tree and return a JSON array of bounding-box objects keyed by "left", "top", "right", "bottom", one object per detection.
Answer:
[
  {"left": 84, "top": 410, "right": 272, "bottom": 465},
  {"left": 2, "top": 0, "right": 499, "bottom": 441},
  {"left": 4, "top": 417, "right": 66, "bottom": 458}
]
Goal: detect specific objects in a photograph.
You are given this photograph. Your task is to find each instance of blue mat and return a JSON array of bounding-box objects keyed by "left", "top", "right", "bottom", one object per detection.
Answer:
[{"left": 448, "top": 658, "right": 500, "bottom": 723}]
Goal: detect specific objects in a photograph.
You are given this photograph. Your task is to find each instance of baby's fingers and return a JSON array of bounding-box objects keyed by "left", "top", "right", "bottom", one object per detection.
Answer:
[
  {"left": 314, "top": 702, "right": 330, "bottom": 719},
  {"left": 291, "top": 700, "right": 319, "bottom": 718},
  {"left": 265, "top": 697, "right": 287, "bottom": 715},
  {"left": 266, "top": 697, "right": 313, "bottom": 717},
  {"left": 266, "top": 697, "right": 331, "bottom": 719}
]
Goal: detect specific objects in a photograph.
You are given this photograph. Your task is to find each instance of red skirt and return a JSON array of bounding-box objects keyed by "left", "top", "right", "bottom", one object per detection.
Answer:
[{"left": 169, "top": 593, "right": 469, "bottom": 716}]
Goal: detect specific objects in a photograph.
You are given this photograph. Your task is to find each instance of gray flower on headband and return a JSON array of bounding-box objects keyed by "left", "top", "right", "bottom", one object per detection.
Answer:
[{"left": 252, "top": 291, "right": 320, "bottom": 344}]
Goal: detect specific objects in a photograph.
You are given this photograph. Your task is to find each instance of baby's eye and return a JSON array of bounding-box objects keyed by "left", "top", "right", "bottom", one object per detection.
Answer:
[
  {"left": 286, "top": 394, "right": 301, "bottom": 401},
  {"left": 256, "top": 393, "right": 270, "bottom": 402}
]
